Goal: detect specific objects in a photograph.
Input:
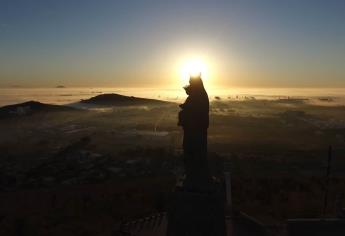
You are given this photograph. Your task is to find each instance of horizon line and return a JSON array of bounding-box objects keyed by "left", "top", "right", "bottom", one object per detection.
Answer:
[{"left": 1, "top": 86, "right": 345, "bottom": 89}]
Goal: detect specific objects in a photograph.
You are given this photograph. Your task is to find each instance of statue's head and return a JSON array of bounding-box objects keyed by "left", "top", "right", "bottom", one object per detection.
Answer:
[
  {"left": 182, "top": 73, "right": 206, "bottom": 96},
  {"left": 188, "top": 73, "right": 205, "bottom": 92},
  {"left": 189, "top": 72, "right": 202, "bottom": 85}
]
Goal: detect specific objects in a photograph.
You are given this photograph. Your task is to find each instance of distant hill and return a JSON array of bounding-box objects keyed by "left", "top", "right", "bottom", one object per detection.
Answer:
[
  {"left": 80, "top": 93, "right": 171, "bottom": 106},
  {"left": 0, "top": 101, "right": 76, "bottom": 119}
]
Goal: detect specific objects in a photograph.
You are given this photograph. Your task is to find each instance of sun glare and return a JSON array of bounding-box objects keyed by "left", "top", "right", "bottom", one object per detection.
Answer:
[{"left": 180, "top": 58, "right": 209, "bottom": 86}]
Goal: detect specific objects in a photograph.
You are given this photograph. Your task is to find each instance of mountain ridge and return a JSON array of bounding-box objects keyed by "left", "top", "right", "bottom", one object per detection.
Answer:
[
  {"left": 80, "top": 93, "right": 172, "bottom": 106},
  {"left": 0, "top": 101, "right": 76, "bottom": 118}
]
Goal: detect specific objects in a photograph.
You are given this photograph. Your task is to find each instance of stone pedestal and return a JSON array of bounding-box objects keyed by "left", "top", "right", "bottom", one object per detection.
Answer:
[{"left": 166, "top": 185, "right": 226, "bottom": 236}]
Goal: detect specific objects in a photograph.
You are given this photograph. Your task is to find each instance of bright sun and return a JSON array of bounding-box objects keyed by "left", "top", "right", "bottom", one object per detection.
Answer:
[{"left": 180, "top": 58, "right": 209, "bottom": 86}]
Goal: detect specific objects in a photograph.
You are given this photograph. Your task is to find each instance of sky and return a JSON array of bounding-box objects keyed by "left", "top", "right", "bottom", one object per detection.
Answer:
[{"left": 0, "top": 0, "right": 345, "bottom": 88}]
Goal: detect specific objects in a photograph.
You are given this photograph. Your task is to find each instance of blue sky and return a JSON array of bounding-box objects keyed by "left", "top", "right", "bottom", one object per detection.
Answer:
[{"left": 1, "top": 0, "right": 344, "bottom": 87}]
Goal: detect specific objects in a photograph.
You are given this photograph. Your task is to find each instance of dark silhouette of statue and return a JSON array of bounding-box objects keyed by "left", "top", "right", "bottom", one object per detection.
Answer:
[
  {"left": 178, "top": 74, "right": 210, "bottom": 189},
  {"left": 167, "top": 74, "right": 226, "bottom": 236}
]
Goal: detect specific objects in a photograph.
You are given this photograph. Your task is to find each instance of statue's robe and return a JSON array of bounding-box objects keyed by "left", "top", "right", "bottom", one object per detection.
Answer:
[{"left": 178, "top": 85, "right": 209, "bottom": 188}]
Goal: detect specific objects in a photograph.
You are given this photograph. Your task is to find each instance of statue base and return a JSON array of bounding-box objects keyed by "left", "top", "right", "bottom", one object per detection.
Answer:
[{"left": 166, "top": 183, "right": 226, "bottom": 236}]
